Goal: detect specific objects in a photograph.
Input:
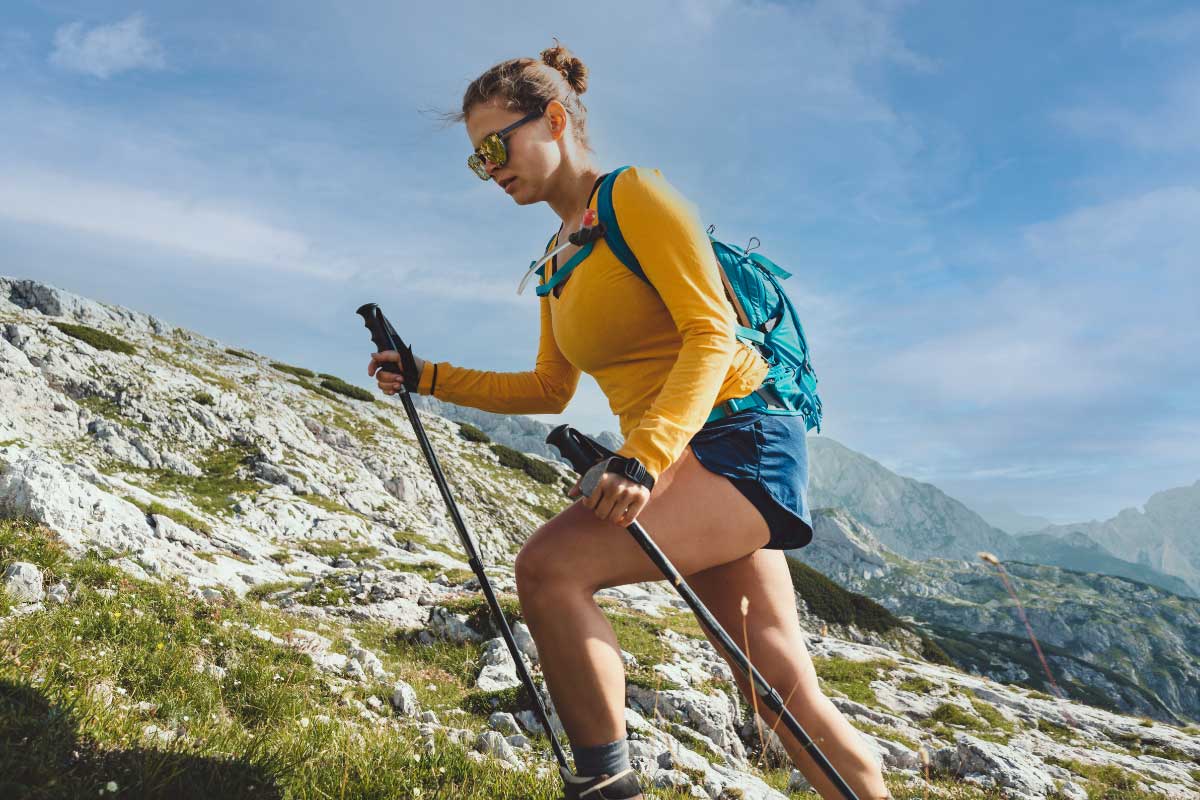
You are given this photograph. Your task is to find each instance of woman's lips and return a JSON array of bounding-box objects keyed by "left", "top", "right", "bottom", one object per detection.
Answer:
[{"left": 502, "top": 177, "right": 517, "bottom": 193}]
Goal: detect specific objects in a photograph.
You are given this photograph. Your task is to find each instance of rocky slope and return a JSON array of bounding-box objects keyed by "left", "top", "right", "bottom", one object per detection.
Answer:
[
  {"left": 2, "top": 276, "right": 1199, "bottom": 799},
  {"left": 788, "top": 509, "right": 1200, "bottom": 725}
]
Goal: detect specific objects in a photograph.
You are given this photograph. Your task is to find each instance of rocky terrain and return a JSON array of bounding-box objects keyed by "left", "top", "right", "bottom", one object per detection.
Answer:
[
  {"left": 2, "top": 276, "right": 1199, "bottom": 799},
  {"left": 788, "top": 509, "right": 1200, "bottom": 726}
]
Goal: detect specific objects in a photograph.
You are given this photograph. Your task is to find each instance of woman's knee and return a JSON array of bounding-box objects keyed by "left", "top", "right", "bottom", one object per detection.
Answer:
[{"left": 515, "top": 524, "right": 580, "bottom": 599}]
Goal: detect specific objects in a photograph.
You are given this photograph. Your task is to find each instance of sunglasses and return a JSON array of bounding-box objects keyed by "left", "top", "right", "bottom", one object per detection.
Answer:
[{"left": 467, "top": 109, "right": 544, "bottom": 180}]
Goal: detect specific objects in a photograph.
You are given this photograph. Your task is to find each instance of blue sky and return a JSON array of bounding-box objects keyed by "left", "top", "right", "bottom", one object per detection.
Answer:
[{"left": 1, "top": 1, "right": 1196, "bottom": 525}]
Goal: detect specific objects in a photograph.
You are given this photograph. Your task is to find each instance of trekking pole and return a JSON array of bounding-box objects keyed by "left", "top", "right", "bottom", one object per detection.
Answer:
[
  {"left": 547, "top": 424, "right": 862, "bottom": 800},
  {"left": 356, "top": 303, "right": 571, "bottom": 773}
]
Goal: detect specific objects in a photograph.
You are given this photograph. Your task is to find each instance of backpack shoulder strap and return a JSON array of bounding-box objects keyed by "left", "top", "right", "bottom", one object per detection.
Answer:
[{"left": 597, "top": 166, "right": 651, "bottom": 286}]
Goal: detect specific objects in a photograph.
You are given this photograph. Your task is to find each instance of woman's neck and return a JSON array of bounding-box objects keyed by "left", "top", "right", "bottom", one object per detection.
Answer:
[{"left": 549, "top": 165, "right": 604, "bottom": 231}]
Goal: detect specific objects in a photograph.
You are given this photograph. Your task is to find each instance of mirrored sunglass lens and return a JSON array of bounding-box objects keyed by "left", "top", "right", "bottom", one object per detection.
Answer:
[
  {"left": 480, "top": 134, "right": 507, "bottom": 165},
  {"left": 467, "top": 155, "right": 490, "bottom": 179}
]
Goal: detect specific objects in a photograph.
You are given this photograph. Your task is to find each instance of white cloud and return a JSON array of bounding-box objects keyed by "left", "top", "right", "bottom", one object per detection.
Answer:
[
  {"left": 1023, "top": 185, "right": 1200, "bottom": 278},
  {"left": 1053, "top": 69, "right": 1200, "bottom": 152},
  {"left": 0, "top": 166, "right": 345, "bottom": 278},
  {"left": 50, "top": 13, "right": 165, "bottom": 79}
]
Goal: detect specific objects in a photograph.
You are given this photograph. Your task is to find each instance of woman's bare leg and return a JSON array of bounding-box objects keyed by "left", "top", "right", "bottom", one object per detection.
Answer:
[
  {"left": 514, "top": 445, "right": 771, "bottom": 758},
  {"left": 686, "top": 549, "right": 892, "bottom": 800}
]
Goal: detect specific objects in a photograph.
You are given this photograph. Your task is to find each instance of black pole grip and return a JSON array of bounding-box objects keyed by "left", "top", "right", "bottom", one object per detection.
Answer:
[
  {"left": 356, "top": 303, "right": 404, "bottom": 375},
  {"left": 545, "top": 424, "right": 617, "bottom": 475}
]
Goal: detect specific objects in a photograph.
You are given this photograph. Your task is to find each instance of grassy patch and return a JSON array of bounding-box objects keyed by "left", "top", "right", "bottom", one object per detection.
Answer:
[
  {"left": 51, "top": 322, "right": 136, "bottom": 354},
  {"left": 192, "top": 392, "right": 215, "bottom": 406},
  {"left": 1036, "top": 717, "right": 1075, "bottom": 743},
  {"left": 812, "top": 657, "right": 895, "bottom": 707},
  {"left": 291, "top": 573, "right": 353, "bottom": 607},
  {"left": 290, "top": 377, "right": 343, "bottom": 404},
  {"left": 851, "top": 719, "right": 919, "bottom": 751},
  {"left": 1044, "top": 756, "right": 1160, "bottom": 799},
  {"left": 300, "top": 492, "right": 366, "bottom": 520},
  {"left": 78, "top": 395, "right": 150, "bottom": 433},
  {"left": 244, "top": 580, "right": 305, "bottom": 601},
  {"left": 123, "top": 496, "right": 212, "bottom": 535},
  {"left": 301, "top": 539, "right": 381, "bottom": 563},
  {"left": 489, "top": 444, "right": 559, "bottom": 485},
  {"left": 965, "top": 696, "right": 1015, "bottom": 736},
  {"left": 786, "top": 559, "right": 905, "bottom": 635},
  {"left": 224, "top": 348, "right": 253, "bottom": 360},
  {"left": 924, "top": 702, "right": 987, "bottom": 731},
  {"left": 127, "top": 442, "right": 263, "bottom": 517},
  {"left": 270, "top": 362, "right": 315, "bottom": 379},
  {"left": 319, "top": 377, "right": 374, "bottom": 403},
  {"left": 457, "top": 422, "right": 491, "bottom": 444},
  {"left": 395, "top": 561, "right": 475, "bottom": 584},
  {"left": 0, "top": 521, "right": 569, "bottom": 799},
  {"left": 898, "top": 675, "right": 937, "bottom": 694}
]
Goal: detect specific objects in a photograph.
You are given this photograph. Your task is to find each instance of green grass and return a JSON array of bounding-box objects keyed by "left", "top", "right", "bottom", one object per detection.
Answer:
[
  {"left": 457, "top": 423, "right": 491, "bottom": 444},
  {"left": 812, "top": 657, "right": 896, "bottom": 707},
  {"left": 786, "top": 559, "right": 907, "bottom": 635},
  {"left": 300, "top": 492, "right": 367, "bottom": 520},
  {"left": 301, "top": 539, "right": 381, "bottom": 563},
  {"left": 125, "top": 442, "right": 263, "bottom": 518},
  {"left": 78, "top": 395, "right": 151, "bottom": 433},
  {"left": 290, "top": 573, "right": 353, "bottom": 607},
  {"left": 319, "top": 377, "right": 374, "bottom": 403},
  {"left": 898, "top": 676, "right": 937, "bottom": 693},
  {"left": 51, "top": 322, "right": 136, "bottom": 354},
  {"left": 224, "top": 348, "right": 253, "bottom": 360},
  {"left": 1037, "top": 716, "right": 1075, "bottom": 743},
  {"left": 192, "top": 392, "right": 215, "bottom": 406},
  {"left": 270, "top": 362, "right": 315, "bottom": 379},
  {"left": 0, "top": 521, "right": 577, "bottom": 799},
  {"left": 1043, "top": 755, "right": 1162, "bottom": 799},
  {"left": 289, "top": 377, "right": 343, "bottom": 404},
  {"left": 926, "top": 702, "right": 987, "bottom": 730},
  {"left": 394, "top": 561, "right": 476, "bottom": 584},
  {"left": 123, "top": 496, "right": 212, "bottom": 535},
  {"left": 488, "top": 444, "right": 559, "bottom": 485}
]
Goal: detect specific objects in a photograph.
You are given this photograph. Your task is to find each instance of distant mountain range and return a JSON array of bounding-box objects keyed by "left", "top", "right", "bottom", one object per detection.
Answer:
[
  {"left": 787, "top": 508, "right": 1200, "bottom": 724},
  {"left": 1015, "top": 481, "right": 1200, "bottom": 600}
]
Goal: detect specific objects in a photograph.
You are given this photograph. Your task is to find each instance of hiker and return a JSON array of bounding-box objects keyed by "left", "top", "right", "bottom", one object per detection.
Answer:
[{"left": 369, "top": 42, "right": 891, "bottom": 800}]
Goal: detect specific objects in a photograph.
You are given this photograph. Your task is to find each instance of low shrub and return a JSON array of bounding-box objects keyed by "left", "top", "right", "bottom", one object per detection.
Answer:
[
  {"left": 271, "top": 362, "right": 315, "bottom": 379},
  {"left": 786, "top": 558, "right": 905, "bottom": 634},
  {"left": 193, "top": 392, "right": 215, "bottom": 406},
  {"left": 488, "top": 444, "right": 559, "bottom": 485},
  {"left": 457, "top": 422, "right": 491, "bottom": 444},
  {"left": 51, "top": 322, "right": 135, "bottom": 354},
  {"left": 224, "top": 348, "right": 252, "bottom": 359},
  {"left": 319, "top": 377, "right": 374, "bottom": 403}
]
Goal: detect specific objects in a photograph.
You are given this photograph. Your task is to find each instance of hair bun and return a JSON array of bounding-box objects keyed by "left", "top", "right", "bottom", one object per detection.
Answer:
[{"left": 540, "top": 39, "right": 588, "bottom": 95}]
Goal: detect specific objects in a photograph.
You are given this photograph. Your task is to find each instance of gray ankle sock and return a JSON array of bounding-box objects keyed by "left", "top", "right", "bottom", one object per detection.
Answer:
[{"left": 571, "top": 736, "right": 631, "bottom": 778}]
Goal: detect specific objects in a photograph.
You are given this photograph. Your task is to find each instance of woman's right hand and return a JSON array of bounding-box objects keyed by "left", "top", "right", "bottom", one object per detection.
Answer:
[{"left": 368, "top": 350, "right": 426, "bottom": 395}]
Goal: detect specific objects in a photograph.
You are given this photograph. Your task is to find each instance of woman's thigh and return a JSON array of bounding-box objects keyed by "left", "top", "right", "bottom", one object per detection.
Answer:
[
  {"left": 515, "top": 445, "right": 772, "bottom": 594},
  {"left": 684, "top": 548, "right": 819, "bottom": 695}
]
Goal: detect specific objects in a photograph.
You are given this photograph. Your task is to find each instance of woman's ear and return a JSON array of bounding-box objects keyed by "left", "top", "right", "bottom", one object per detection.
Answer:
[{"left": 545, "top": 99, "right": 568, "bottom": 141}]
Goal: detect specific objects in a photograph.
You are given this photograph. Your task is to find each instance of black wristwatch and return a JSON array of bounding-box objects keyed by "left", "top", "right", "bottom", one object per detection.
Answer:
[{"left": 606, "top": 455, "right": 655, "bottom": 491}]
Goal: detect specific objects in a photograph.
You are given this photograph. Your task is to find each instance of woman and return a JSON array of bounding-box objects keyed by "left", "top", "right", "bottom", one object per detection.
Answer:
[{"left": 370, "top": 42, "right": 891, "bottom": 800}]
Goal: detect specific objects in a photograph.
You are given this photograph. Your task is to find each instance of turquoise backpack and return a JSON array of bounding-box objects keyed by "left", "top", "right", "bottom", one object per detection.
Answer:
[{"left": 537, "top": 165, "right": 823, "bottom": 433}]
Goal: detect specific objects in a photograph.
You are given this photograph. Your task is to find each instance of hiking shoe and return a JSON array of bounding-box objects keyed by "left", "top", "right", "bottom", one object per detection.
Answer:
[{"left": 559, "top": 766, "right": 643, "bottom": 799}]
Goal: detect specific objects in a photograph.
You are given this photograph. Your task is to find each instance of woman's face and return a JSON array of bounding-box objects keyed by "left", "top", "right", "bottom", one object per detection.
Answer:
[{"left": 465, "top": 100, "right": 564, "bottom": 205}]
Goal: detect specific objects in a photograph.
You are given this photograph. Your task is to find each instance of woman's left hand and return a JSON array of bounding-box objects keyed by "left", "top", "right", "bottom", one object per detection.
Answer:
[{"left": 568, "top": 472, "right": 651, "bottom": 527}]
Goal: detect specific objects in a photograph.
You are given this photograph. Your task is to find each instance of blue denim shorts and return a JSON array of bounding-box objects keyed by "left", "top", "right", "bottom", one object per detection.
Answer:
[{"left": 687, "top": 407, "right": 814, "bottom": 551}]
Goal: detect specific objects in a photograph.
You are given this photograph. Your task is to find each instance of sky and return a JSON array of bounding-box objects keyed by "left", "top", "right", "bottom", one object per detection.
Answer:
[{"left": 0, "top": 1, "right": 1197, "bottom": 526}]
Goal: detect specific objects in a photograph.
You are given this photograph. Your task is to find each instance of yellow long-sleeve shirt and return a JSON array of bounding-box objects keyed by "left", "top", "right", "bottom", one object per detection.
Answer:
[{"left": 416, "top": 165, "right": 768, "bottom": 480}]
